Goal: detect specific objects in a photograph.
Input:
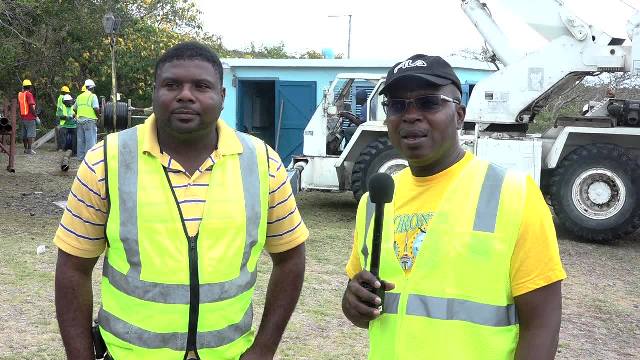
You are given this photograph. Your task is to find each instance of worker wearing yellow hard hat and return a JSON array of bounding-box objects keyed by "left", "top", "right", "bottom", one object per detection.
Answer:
[
  {"left": 56, "top": 85, "right": 73, "bottom": 151},
  {"left": 17, "top": 79, "right": 38, "bottom": 154}
]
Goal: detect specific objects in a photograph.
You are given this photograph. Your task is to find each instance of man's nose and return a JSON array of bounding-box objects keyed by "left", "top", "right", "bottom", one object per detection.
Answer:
[
  {"left": 401, "top": 102, "right": 422, "bottom": 122},
  {"left": 176, "top": 85, "right": 195, "bottom": 102}
]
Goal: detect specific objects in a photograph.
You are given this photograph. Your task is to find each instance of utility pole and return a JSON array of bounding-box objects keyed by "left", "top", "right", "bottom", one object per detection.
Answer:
[
  {"left": 103, "top": 12, "right": 121, "bottom": 130},
  {"left": 110, "top": 33, "right": 117, "bottom": 129},
  {"left": 348, "top": 14, "right": 352, "bottom": 59},
  {"left": 329, "top": 14, "right": 353, "bottom": 59}
]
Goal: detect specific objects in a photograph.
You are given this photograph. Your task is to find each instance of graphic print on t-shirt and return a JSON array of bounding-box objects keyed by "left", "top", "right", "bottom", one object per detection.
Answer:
[{"left": 393, "top": 212, "right": 434, "bottom": 272}]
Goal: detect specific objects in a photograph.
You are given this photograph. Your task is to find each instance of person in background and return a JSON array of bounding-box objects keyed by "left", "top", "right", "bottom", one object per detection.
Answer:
[
  {"left": 61, "top": 94, "right": 77, "bottom": 155},
  {"left": 73, "top": 79, "right": 100, "bottom": 160},
  {"left": 56, "top": 85, "right": 72, "bottom": 151},
  {"left": 17, "top": 79, "right": 39, "bottom": 154},
  {"left": 59, "top": 94, "right": 77, "bottom": 171},
  {"left": 339, "top": 89, "right": 369, "bottom": 145}
]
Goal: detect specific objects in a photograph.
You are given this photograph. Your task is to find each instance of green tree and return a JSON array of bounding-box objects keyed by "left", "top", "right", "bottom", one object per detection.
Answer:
[
  {"left": 227, "top": 42, "right": 292, "bottom": 59},
  {"left": 0, "top": 0, "right": 222, "bottom": 127},
  {"left": 298, "top": 50, "right": 324, "bottom": 59},
  {"left": 0, "top": 0, "right": 330, "bottom": 129}
]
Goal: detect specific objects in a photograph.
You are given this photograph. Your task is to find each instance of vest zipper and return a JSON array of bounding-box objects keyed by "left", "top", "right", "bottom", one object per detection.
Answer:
[
  {"left": 161, "top": 166, "right": 201, "bottom": 359},
  {"left": 186, "top": 234, "right": 200, "bottom": 357}
]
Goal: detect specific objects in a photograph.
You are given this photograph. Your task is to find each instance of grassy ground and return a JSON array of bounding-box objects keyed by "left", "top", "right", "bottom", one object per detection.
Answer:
[{"left": 0, "top": 146, "right": 639, "bottom": 359}]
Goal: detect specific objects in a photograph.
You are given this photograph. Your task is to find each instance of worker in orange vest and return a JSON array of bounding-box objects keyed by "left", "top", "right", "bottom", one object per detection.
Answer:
[{"left": 17, "top": 79, "right": 39, "bottom": 154}]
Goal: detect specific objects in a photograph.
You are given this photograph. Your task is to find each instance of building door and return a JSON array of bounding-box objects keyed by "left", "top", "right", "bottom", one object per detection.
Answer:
[{"left": 274, "top": 81, "right": 316, "bottom": 165}]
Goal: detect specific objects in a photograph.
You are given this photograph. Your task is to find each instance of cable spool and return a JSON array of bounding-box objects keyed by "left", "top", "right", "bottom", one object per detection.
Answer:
[
  {"left": 103, "top": 101, "right": 129, "bottom": 130},
  {"left": 0, "top": 117, "right": 11, "bottom": 133}
]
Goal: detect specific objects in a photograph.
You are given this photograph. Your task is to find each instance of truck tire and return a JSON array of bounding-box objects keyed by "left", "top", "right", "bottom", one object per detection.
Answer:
[
  {"left": 549, "top": 143, "right": 640, "bottom": 242},
  {"left": 351, "top": 137, "right": 407, "bottom": 202}
]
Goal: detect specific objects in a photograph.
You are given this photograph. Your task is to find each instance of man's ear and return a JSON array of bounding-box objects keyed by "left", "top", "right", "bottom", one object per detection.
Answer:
[
  {"left": 455, "top": 104, "right": 466, "bottom": 130},
  {"left": 220, "top": 87, "right": 226, "bottom": 111}
]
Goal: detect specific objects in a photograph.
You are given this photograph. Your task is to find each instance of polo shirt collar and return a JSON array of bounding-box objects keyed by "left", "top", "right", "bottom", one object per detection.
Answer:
[{"left": 140, "top": 114, "right": 243, "bottom": 158}]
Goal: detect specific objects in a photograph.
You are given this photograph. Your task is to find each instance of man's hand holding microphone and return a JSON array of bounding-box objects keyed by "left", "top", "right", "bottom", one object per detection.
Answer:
[{"left": 342, "top": 173, "right": 395, "bottom": 328}]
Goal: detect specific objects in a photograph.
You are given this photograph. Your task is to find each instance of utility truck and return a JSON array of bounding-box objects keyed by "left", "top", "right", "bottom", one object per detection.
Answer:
[{"left": 288, "top": 0, "right": 640, "bottom": 242}]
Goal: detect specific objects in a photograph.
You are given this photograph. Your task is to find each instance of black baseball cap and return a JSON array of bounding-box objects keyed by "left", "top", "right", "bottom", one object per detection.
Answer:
[{"left": 379, "top": 54, "right": 462, "bottom": 96}]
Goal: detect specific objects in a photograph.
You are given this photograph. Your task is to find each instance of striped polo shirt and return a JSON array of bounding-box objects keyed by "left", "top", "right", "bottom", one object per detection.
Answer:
[{"left": 53, "top": 116, "right": 308, "bottom": 258}]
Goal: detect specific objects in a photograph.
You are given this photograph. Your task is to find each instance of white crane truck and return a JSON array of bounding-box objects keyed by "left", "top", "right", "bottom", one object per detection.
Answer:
[{"left": 287, "top": 0, "right": 640, "bottom": 242}]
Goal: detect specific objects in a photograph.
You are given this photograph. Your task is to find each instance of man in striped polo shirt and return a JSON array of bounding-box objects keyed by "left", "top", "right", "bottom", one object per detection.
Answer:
[{"left": 54, "top": 42, "right": 308, "bottom": 359}]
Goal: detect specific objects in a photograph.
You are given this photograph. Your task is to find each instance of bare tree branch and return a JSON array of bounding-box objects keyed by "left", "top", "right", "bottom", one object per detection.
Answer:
[{"left": 0, "top": 18, "right": 40, "bottom": 47}]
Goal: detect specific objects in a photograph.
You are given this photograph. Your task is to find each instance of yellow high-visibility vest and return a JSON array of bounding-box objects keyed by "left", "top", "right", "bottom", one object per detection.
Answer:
[
  {"left": 356, "top": 158, "right": 525, "bottom": 359},
  {"left": 75, "top": 91, "right": 98, "bottom": 120},
  {"left": 57, "top": 95, "right": 66, "bottom": 125},
  {"left": 100, "top": 122, "right": 269, "bottom": 359}
]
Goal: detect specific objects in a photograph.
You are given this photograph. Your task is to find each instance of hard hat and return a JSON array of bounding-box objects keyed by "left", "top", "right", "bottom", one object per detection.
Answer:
[
  {"left": 84, "top": 79, "right": 96, "bottom": 87},
  {"left": 81, "top": 85, "right": 87, "bottom": 92},
  {"left": 63, "top": 94, "right": 73, "bottom": 101},
  {"left": 22, "top": 79, "right": 32, "bottom": 86},
  {"left": 61, "top": 86, "right": 70, "bottom": 93}
]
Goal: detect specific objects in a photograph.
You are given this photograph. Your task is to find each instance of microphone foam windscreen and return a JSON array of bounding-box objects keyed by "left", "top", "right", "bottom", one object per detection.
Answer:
[{"left": 368, "top": 173, "right": 395, "bottom": 204}]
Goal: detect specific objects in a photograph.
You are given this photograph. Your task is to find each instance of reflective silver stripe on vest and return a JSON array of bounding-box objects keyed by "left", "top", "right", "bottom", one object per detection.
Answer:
[
  {"left": 117, "top": 127, "right": 140, "bottom": 278},
  {"left": 198, "top": 304, "right": 253, "bottom": 348},
  {"left": 383, "top": 292, "right": 401, "bottom": 314},
  {"left": 102, "top": 261, "right": 258, "bottom": 304},
  {"left": 361, "top": 198, "right": 374, "bottom": 268},
  {"left": 98, "top": 305, "right": 252, "bottom": 350},
  {"left": 102, "top": 130, "right": 262, "bottom": 304},
  {"left": 406, "top": 294, "right": 518, "bottom": 327},
  {"left": 236, "top": 132, "right": 262, "bottom": 265},
  {"left": 473, "top": 164, "right": 506, "bottom": 233}
]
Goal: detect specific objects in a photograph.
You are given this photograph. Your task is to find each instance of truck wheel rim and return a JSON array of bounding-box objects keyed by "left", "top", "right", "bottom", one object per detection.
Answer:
[
  {"left": 571, "top": 168, "right": 626, "bottom": 220},
  {"left": 378, "top": 159, "right": 408, "bottom": 176}
]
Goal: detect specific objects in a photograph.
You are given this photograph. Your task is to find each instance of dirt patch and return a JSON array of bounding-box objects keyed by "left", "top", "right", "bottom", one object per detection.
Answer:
[
  {"left": 0, "top": 145, "right": 638, "bottom": 359},
  {"left": 0, "top": 143, "right": 77, "bottom": 217},
  {"left": 556, "top": 225, "right": 640, "bottom": 359}
]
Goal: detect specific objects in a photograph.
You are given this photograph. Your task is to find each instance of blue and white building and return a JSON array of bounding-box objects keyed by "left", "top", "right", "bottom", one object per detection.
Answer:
[{"left": 220, "top": 57, "right": 494, "bottom": 163}]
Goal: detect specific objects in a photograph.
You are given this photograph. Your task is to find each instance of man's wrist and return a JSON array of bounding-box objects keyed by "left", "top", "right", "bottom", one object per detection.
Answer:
[{"left": 248, "top": 338, "right": 277, "bottom": 357}]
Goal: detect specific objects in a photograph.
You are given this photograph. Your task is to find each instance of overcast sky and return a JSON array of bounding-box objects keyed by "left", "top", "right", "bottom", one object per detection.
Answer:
[{"left": 196, "top": 0, "right": 640, "bottom": 60}]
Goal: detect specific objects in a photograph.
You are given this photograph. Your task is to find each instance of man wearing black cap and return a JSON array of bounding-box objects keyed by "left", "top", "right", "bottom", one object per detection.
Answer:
[{"left": 342, "top": 54, "right": 565, "bottom": 359}]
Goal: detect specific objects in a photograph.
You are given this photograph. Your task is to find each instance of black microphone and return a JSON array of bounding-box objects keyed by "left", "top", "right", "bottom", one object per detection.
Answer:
[{"left": 364, "top": 172, "right": 394, "bottom": 310}]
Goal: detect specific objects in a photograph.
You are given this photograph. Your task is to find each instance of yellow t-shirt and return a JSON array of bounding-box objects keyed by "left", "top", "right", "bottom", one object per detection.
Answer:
[{"left": 346, "top": 152, "right": 566, "bottom": 297}]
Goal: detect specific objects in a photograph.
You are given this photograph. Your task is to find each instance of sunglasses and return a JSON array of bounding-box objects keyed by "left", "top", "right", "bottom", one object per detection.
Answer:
[{"left": 382, "top": 95, "right": 460, "bottom": 116}]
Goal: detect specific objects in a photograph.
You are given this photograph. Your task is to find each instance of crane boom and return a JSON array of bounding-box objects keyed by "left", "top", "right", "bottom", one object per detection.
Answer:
[
  {"left": 461, "top": 0, "right": 640, "bottom": 125},
  {"left": 461, "top": 0, "right": 523, "bottom": 66}
]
